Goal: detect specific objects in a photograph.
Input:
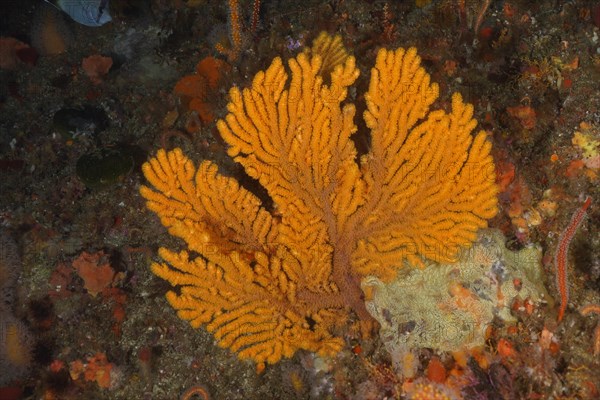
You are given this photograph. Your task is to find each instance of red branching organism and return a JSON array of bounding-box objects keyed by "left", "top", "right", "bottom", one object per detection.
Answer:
[{"left": 555, "top": 196, "right": 592, "bottom": 323}]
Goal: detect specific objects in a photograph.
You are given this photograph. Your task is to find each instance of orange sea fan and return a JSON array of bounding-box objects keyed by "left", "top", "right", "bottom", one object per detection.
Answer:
[{"left": 142, "top": 34, "right": 498, "bottom": 366}]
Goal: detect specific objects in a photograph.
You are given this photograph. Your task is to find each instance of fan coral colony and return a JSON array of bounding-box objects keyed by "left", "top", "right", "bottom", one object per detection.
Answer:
[{"left": 140, "top": 33, "right": 499, "bottom": 368}]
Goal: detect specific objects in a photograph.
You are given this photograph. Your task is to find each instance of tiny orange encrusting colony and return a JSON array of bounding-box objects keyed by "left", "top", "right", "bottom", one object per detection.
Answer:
[{"left": 140, "top": 33, "right": 498, "bottom": 367}]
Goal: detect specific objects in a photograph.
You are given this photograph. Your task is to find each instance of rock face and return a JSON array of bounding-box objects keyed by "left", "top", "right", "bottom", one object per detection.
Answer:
[
  {"left": 0, "top": 229, "right": 21, "bottom": 310},
  {"left": 362, "top": 229, "right": 551, "bottom": 358}
]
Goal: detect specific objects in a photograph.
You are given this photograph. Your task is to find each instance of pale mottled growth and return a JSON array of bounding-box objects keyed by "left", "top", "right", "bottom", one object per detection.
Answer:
[
  {"left": 0, "top": 229, "right": 21, "bottom": 311},
  {"left": 0, "top": 311, "right": 34, "bottom": 385},
  {"left": 363, "top": 229, "right": 550, "bottom": 363}
]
